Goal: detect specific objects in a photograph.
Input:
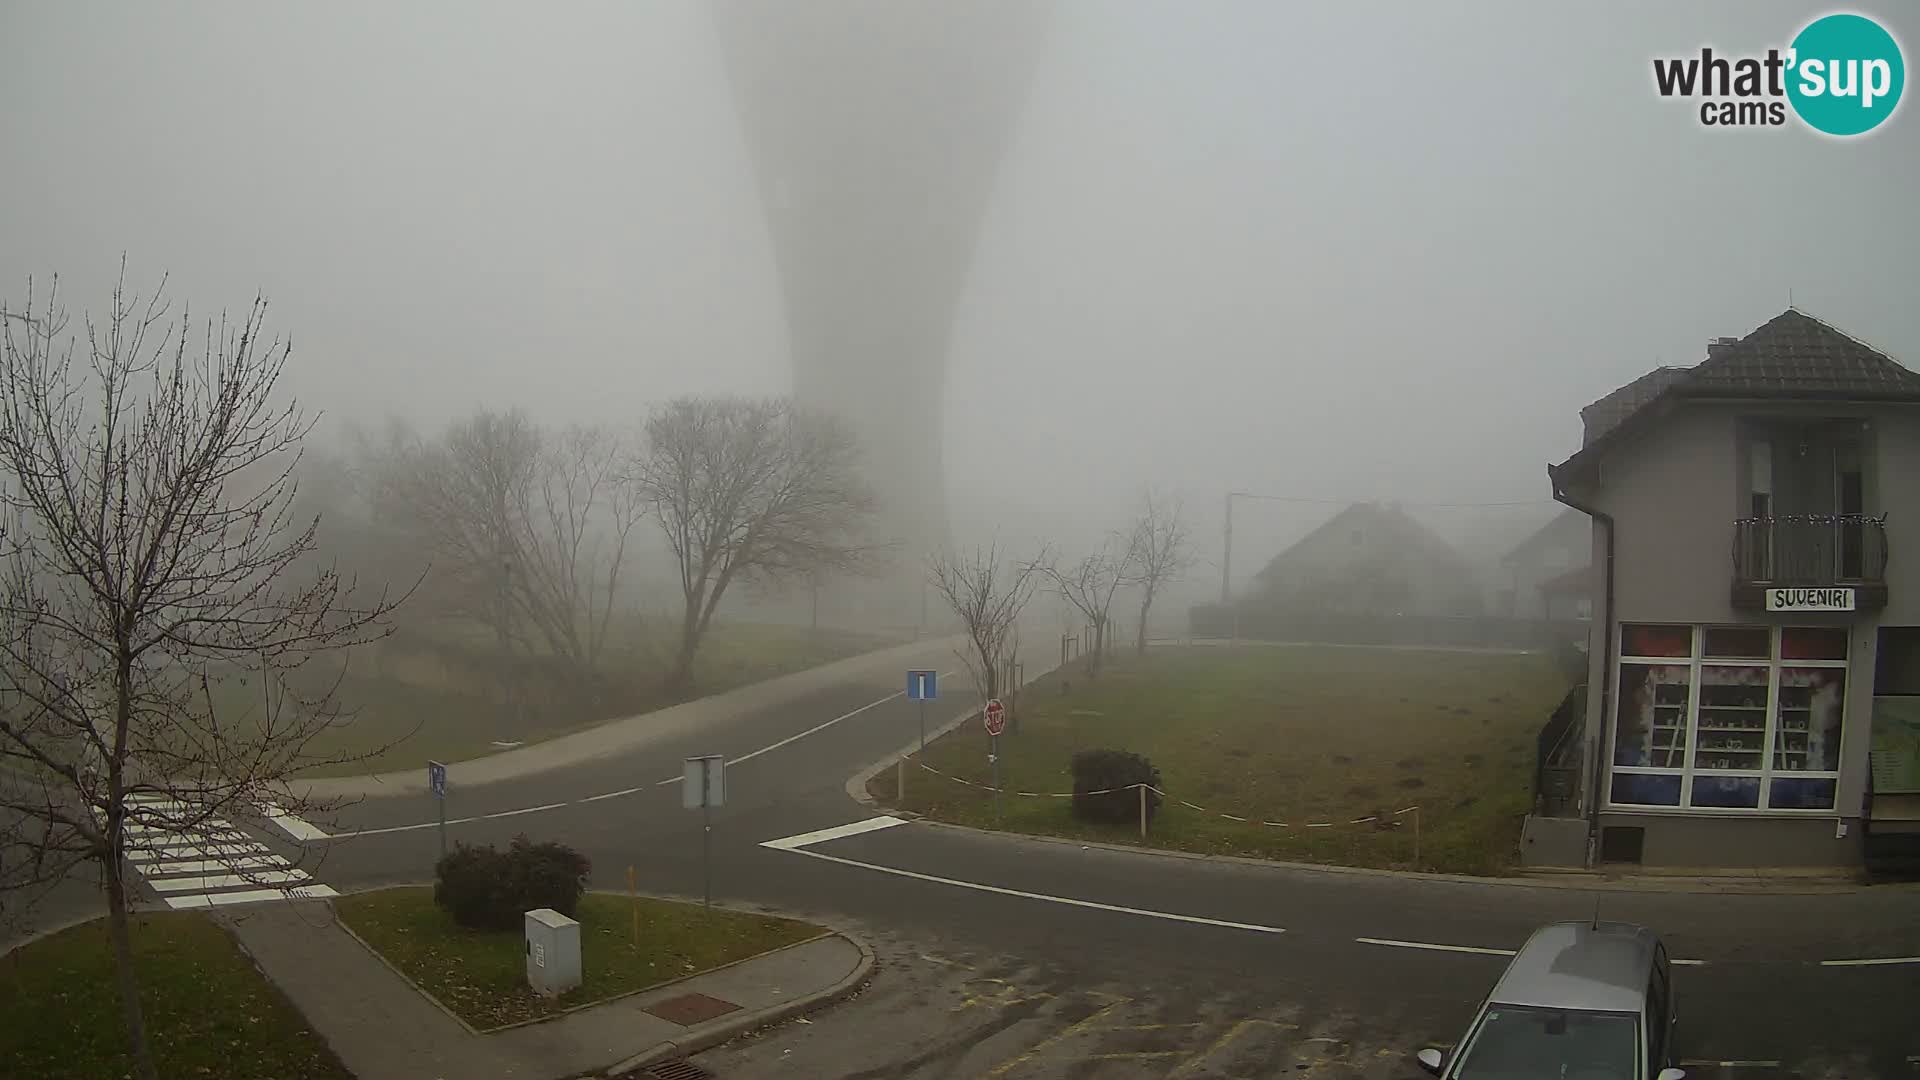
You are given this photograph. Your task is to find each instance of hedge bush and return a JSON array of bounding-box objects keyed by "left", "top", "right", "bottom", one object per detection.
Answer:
[
  {"left": 433, "top": 834, "right": 591, "bottom": 931},
  {"left": 1070, "top": 749, "right": 1162, "bottom": 826}
]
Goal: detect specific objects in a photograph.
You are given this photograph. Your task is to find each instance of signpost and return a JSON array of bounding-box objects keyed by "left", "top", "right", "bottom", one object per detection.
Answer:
[
  {"left": 427, "top": 760, "right": 448, "bottom": 859},
  {"left": 984, "top": 698, "right": 1006, "bottom": 822},
  {"left": 683, "top": 755, "right": 726, "bottom": 908},
  {"left": 907, "top": 669, "right": 938, "bottom": 751}
]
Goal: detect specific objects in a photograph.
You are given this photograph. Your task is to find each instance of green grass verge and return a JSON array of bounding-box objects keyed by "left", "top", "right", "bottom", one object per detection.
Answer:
[
  {"left": 334, "top": 887, "right": 826, "bottom": 1030},
  {"left": 0, "top": 912, "right": 350, "bottom": 1080},
  {"left": 873, "top": 645, "right": 1570, "bottom": 875},
  {"left": 212, "top": 617, "right": 900, "bottom": 777}
]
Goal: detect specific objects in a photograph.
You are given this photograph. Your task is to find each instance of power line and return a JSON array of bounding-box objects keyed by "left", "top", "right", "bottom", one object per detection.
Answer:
[{"left": 1227, "top": 491, "right": 1557, "bottom": 510}]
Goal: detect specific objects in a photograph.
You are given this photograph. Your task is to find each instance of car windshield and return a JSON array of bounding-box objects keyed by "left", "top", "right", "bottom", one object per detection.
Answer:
[{"left": 1452, "top": 1003, "right": 1640, "bottom": 1080}]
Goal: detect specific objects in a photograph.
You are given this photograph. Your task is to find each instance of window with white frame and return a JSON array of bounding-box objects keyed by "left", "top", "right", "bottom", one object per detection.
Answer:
[{"left": 1608, "top": 623, "right": 1847, "bottom": 812}]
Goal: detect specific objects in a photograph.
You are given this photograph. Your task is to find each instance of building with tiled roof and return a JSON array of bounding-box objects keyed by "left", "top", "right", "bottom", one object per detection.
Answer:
[{"left": 1531, "top": 309, "right": 1920, "bottom": 875}]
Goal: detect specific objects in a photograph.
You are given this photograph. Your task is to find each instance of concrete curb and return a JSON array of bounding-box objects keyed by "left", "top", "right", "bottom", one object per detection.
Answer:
[
  {"left": 600, "top": 934, "right": 876, "bottom": 1078},
  {"left": 906, "top": 817, "right": 1896, "bottom": 896}
]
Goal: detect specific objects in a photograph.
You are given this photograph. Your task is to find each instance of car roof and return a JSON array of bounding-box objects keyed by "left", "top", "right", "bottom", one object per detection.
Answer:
[{"left": 1489, "top": 921, "right": 1661, "bottom": 1015}]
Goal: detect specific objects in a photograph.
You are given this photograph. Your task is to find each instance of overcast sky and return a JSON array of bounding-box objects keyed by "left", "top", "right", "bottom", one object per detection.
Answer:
[{"left": 3, "top": 1, "right": 1916, "bottom": 587}]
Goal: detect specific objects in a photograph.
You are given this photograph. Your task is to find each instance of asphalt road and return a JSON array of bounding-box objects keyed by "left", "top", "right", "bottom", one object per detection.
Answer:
[{"left": 90, "top": 640, "right": 1920, "bottom": 1077}]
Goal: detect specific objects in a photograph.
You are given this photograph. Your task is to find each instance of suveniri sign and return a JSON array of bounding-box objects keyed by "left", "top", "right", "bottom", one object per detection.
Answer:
[{"left": 1766, "top": 587, "right": 1857, "bottom": 611}]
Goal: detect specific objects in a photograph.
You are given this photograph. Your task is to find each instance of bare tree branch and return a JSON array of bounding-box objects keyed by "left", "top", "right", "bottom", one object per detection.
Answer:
[
  {"left": 927, "top": 540, "right": 1043, "bottom": 704},
  {"left": 631, "top": 395, "right": 878, "bottom": 691},
  {"left": 0, "top": 269, "right": 407, "bottom": 1080},
  {"left": 1039, "top": 535, "right": 1133, "bottom": 677},
  {"left": 1124, "top": 490, "right": 1192, "bottom": 655}
]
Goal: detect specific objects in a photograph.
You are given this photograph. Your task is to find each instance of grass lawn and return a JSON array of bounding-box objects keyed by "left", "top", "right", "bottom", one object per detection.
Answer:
[
  {"left": 335, "top": 887, "right": 826, "bottom": 1030},
  {"left": 0, "top": 913, "right": 350, "bottom": 1080},
  {"left": 216, "top": 617, "right": 900, "bottom": 777},
  {"left": 873, "top": 645, "right": 1571, "bottom": 875}
]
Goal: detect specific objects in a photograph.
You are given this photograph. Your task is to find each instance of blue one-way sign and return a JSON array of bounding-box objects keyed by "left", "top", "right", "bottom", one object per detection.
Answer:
[{"left": 907, "top": 670, "right": 938, "bottom": 701}]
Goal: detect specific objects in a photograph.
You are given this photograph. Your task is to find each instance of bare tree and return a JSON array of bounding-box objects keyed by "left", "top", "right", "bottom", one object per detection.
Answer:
[
  {"left": 927, "top": 541, "right": 1043, "bottom": 704},
  {"left": 1125, "top": 491, "right": 1192, "bottom": 655},
  {"left": 632, "top": 395, "right": 877, "bottom": 691},
  {"left": 359, "top": 412, "right": 641, "bottom": 693},
  {"left": 1040, "top": 537, "right": 1133, "bottom": 677},
  {"left": 0, "top": 273, "right": 404, "bottom": 1080}
]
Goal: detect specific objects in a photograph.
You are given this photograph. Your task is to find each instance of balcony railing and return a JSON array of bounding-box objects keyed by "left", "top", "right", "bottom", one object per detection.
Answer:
[{"left": 1732, "top": 514, "right": 1888, "bottom": 584}]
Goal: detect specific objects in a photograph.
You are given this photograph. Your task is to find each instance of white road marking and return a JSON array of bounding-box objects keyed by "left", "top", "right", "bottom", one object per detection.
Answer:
[
  {"left": 164, "top": 885, "right": 339, "bottom": 909},
  {"left": 263, "top": 803, "right": 330, "bottom": 841},
  {"left": 1681, "top": 1061, "right": 1782, "bottom": 1069},
  {"left": 483, "top": 802, "right": 567, "bottom": 819},
  {"left": 1820, "top": 955, "right": 1920, "bottom": 967},
  {"left": 127, "top": 843, "right": 269, "bottom": 863},
  {"left": 761, "top": 815, "right": 910, "bottom": 850},
  {"left": 765, "top": 844, "right": 1286, "bottom": 935},
  {"left": 1355, "top": 937, "right": 1516, "bottom": 957},
  {"left": 147, "top": 869, "right": 311, "bottom": 892},
  {"left": 339, "top": 815, "right": 484, "bottom": 839},
  {"left": 580, "top": 787, "right": 643, "bottom": 802},
  {"left": 1355, "top": 936, "right": 1708, "bottom": 966},
  {"left": 141, "top": 856, "right": 285, "bottom": 875}
]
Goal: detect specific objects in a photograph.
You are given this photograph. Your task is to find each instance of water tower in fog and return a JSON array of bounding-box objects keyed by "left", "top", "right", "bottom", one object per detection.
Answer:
[{"left": 713, "top": 2, "right": 1045, "bottom": 626}]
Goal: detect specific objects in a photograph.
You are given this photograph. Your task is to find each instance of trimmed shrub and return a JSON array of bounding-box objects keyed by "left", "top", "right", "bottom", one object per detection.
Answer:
[
  {"left": 1070, "top": 749, "right": 1162, "bottom": 826},
  {"left": 433, "top": 834, "right": 591, "bottom": 931}
]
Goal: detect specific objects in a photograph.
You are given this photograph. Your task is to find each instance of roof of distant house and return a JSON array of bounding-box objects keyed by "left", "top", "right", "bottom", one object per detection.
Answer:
[
  {"left": 1538, "top": 565, "right": 1592, "bottom": 594},
  {"left": 1501, "top": 508, "right": 1589, "bottom": 566},
  {"left": 1253, "top": 501, "right": 1470, "bottom": 583},
  {"left": 1553, "top": 309, "right": 1920, "bottom": 485}
]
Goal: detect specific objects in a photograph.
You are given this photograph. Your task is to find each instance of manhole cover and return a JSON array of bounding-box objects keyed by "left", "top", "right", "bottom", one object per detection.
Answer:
[
  {"left": 646, "top": 1059, "right": 712, "bottom": 1080},
  {"left": 643, "top": 992, "right": 741, "bottom": 1026}
]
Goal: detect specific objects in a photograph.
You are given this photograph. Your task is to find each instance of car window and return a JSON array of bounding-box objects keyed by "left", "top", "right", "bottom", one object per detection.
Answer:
[{"left": 1450, "top": 1004, "right": 1641, "bottom": 1080}]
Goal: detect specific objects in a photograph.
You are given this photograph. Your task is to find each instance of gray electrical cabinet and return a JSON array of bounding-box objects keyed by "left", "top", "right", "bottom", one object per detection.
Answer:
[{"left": 524, "top": 907, "right": 581, "bottom": 997}]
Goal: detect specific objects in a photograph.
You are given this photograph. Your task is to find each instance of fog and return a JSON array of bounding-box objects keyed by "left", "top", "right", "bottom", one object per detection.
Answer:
[{"left": 4, "top": 0, "right": 1917, "bottom": 610}]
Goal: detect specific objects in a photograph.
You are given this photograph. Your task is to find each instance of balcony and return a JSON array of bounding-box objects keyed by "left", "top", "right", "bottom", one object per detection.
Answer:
[{"left": 1731, "top": 514, "right": 1888, "bottom": 612}]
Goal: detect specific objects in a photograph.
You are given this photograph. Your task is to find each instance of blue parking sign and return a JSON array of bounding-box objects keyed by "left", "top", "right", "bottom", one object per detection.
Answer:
[
  {"left": 428, "top": 760, "right": 447, "bottom": 800},
  {"left": 907, "top": 670, "right": 937, "bottom": 701}
]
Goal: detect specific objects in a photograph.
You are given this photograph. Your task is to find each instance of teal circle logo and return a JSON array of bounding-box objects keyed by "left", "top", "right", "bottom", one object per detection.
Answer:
[{"left": 1787, "top": 13, "right": 1905, "bottom": 136}]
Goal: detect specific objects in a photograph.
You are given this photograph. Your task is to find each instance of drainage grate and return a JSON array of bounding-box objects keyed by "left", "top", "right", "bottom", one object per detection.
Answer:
[{"left": 646, "top": 1059, "right": 713, "bottom": 1080}]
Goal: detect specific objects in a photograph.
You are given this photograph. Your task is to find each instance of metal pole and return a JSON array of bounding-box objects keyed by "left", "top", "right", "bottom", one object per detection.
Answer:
[
  {"left": 991, "top": 733, "right": 1001, "bottom": 823},
  {"left": 437, "top": 798, "right": 446, "bottom": 860},
  {"left": 1138, "top": 783, "right": 1148, "bottom": 839},
  {"left": 918, "top": 699, "right": 926, "bottom": 753},
  {"left": 1221, "top": 492, "right": 1234, "bottom": 605},
  {"left": 897, "top": 755, "right": 906, "bottom": 802},
  {"left": 1414, "top": 807, "right": 1422, "bottom": 869},
  {"left": 702, "top": 767, "right": 713, "bottom": 909}
]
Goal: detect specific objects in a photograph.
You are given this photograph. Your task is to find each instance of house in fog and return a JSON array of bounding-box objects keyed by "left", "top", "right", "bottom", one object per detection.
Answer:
[
  {"left": 1497, "top": 509, "right": 1592, "bottom": 620},
  {"left": 1246, "top": 502, "right": 1484, "bottom": 618}
]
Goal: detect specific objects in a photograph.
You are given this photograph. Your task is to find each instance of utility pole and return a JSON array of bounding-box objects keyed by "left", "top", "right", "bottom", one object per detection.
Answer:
[{"left": 1221, "top": 492, "right": 1235, "bottom": 605}]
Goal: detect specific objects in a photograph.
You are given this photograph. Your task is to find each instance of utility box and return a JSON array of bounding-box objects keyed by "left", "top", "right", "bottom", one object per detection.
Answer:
[{"left": 524, "top": 908, "right": 581, "bottom": 997}]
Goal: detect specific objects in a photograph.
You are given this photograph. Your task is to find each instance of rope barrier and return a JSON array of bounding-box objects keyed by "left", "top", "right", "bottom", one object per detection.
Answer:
[{"left": 912, "top": 761, "right": 1420, "bottom": 830}]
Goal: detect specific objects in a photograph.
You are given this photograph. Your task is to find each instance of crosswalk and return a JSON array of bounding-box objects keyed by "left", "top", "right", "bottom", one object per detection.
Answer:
[{"left": 123, "top": 794, "right": 337, "bottom": 910}]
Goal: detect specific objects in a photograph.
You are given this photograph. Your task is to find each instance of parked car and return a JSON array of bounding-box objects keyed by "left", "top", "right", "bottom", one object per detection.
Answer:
[{"left": 1415, "top": 920, "right": 1683, "bottom": 1080}]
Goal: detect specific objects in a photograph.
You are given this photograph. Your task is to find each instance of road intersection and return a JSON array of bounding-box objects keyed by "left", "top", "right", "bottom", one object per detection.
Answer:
[{"left": 113, "top": 639, "right": 1920, "bottom": 1076}]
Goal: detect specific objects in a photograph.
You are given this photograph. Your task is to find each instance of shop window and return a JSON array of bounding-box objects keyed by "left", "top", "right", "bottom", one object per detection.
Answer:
[
  {"left": 1611, "top": 773, "right": 1681, "bottom": 806},
  {"left": 1693, "top": 665, "right": 1768, "bottom": 771},
  {"left": 1703, "top": 626, "right": 1770, "bottom": 659},
  {"left": 1691, "top": 775, "right": 1761, "bottom": 808},
  {"left": 1614, "top": 663, "right": 1690, "bottom": 767},
  {"left": 1768, "top": 777, "right": 1837, "bottom": 810},
  {"left": 1775, "top": 667, "right": 1844, "bottom": 771},
  {"left": 1623, "top": 624, "right": 1692, "bottom": 658},
  {"left": 1782, "top": 627, "right": 1849, "bottom": 661}
]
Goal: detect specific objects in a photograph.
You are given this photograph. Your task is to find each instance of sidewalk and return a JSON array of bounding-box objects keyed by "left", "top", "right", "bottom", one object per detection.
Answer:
[
  {"left": 289, "top": 634, "right": 964, "bottom": 802},
  {"left": 220, "top": 900, "right": 872, "bottom": 1080}
]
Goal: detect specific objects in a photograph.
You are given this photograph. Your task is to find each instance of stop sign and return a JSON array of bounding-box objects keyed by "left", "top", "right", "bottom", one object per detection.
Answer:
[{"left": 983, "top": 698, "right": 1006, "bottom": 736}]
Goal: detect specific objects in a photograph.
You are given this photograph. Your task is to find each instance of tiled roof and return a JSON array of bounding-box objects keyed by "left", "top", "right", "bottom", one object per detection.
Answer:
[
  {"left": 1554, "top": 309, "right": 1920, "bottom": 483},
  {"left": 1688, "top": 309, "right": 1920, "bottom": 397},
  {"left": 1580, "top": 367, "right": 1688, "bottom": 446}
]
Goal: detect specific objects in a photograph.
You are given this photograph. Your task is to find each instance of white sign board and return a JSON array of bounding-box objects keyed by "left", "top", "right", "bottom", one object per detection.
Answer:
[
  {"left": 1765, "top": 587, "right": 1856, "bottom": 612},
  {"left": 682, "top": 754, "right": 726, "bottom": 809}
]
